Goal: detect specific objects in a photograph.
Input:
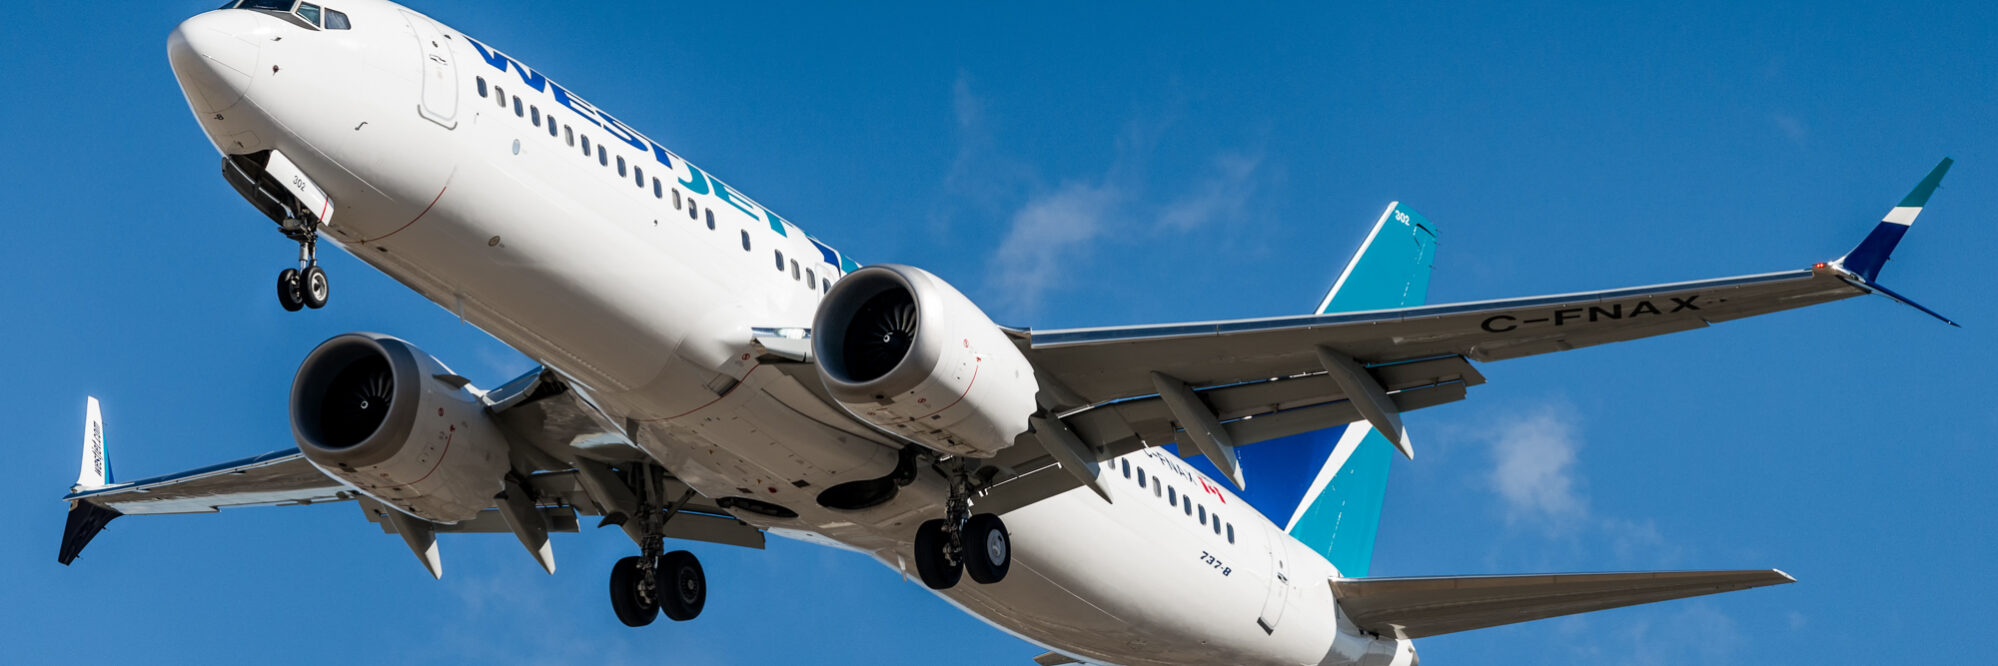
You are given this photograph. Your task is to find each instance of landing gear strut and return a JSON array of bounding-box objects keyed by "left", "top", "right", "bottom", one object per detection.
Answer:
[
  {"left": 609, "top": 469, "right": 706, "bottom": 627},
  {"left": 275, "top": 217, "right": 329, "bottom": 311},
  {"left": 913, "top": 463, "right": 1010, "bottom": 590}
]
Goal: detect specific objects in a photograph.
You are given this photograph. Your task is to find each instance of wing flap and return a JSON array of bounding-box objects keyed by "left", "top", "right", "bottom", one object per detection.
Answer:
[{"left": 1332, "top": 569, "right": 1795, "bottom": 639}]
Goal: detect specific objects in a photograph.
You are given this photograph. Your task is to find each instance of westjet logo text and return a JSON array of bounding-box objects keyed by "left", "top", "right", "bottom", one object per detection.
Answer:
[{"left": 464, "top": 37, "right": 857, "bottom": 271}]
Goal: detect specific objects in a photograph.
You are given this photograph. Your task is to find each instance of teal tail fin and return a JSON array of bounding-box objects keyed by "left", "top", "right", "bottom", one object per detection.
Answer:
[{"left": 1224, "top": 202, "right": 1437, "bottom": 576}]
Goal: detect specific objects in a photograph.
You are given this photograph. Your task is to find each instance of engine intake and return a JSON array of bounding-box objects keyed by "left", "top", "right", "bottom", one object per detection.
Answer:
[
  {"left": 813, "top": 266, "right": 1039, "bottom": 458},
  {"left": 291, "top": 333, "right": 510, "bottom": 523}
]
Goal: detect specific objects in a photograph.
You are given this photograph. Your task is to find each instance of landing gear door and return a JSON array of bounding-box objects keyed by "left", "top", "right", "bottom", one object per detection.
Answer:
[
  {"left": 263, "top": 150, "right": 334, "bottom": 226},
  {"left": 1257, "top": 523, "right": 1291, "bottom": 634},
  {"left": 402, "top": 11, "right": 458, "bottom": 129}
]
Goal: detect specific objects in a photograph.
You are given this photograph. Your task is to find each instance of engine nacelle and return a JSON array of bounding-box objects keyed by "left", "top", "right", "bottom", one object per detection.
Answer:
[
  {"left": 290, "top": 333, "right": 510, "bottom": 523},
  {"left": 812, "top": 265, "right": 1039, "bottom": 458}
]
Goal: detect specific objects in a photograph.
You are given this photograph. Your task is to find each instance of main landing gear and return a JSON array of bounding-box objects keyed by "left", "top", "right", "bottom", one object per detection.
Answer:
[
  {"left": 912, "top": 466, "right": 1011, "bottom": 590},
  {"left": 609, "top": 475, "right": 707, "bottom": 627},
  {"left": 610, "top": 549, "right": 705, "bottom": 627},
  {"left": 275, "top": 217, "right": 330, "bottom": 311}
]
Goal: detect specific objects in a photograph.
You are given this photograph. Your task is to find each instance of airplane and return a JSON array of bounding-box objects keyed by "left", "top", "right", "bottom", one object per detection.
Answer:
[{"left": 56, "top": 1, "right": 1960, "bottom": 664}]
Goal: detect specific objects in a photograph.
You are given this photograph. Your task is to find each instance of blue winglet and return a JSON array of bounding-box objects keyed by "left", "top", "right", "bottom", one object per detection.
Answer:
[
  {"left": 1838, "top": 158, "right": 1952, "bottom": 282},
  {"left": 1831, "top": 158, "right": 1959, "bottom": 327}
]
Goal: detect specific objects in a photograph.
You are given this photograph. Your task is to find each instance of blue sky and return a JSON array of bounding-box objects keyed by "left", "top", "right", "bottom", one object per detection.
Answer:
[{"left": 3, "top": 1, "right": 1993, "bottom": 663}]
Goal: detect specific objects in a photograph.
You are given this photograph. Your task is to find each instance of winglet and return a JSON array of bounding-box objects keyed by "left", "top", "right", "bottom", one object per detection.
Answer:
[
  {"left": 1829, "top": 158, "right": 1959, "bottom": 326},
  {"left": 1836, "top": 157, "right": 1952, "bottom": 282},
  {"left": 60, "top": 397, "right": 122, "bottom": 565},
  {"left": 74, "top": 397, "right": 111, "bottom": 492}
]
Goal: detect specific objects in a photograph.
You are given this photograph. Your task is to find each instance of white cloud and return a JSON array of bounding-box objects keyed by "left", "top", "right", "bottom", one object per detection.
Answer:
[
  {"left": 1614, "top": 602, "right": 1743, "bottom": 666},
  {"left": 1488, "top": 404, "right": 1590, "bottom": 528},
  {"left": 986, "top": 181, "right": 1124, "bottom": 313},
  {"left": 1772, "top": 113, "right": 1808, "bottom": 146},
  {"left": 1158, "top": 150, "right": 1262, "bottom": 231},
  {"left": 1601, "top": 517, "right": 1682, "bottom": 567},
  {"left": 948, "top": 76, "right": 1262, "bottom": 315}
]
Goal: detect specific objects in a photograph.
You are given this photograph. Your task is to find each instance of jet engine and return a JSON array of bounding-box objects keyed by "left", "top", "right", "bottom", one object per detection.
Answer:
[
  {"left": 290, "top": 333, "right": 510, "bottom": 523},
  {"left": 812, "top": 265, "right": 1039, "bottom": 458}
]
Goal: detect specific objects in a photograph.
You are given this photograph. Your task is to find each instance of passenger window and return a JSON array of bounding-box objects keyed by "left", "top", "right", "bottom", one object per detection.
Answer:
[
  {"left": 1121, "top": 460, "right": 1130, "bottom": 478},
  {"left": 1184, "top": 497, "right": 1193, "bottom": 516},
  {"left": 513, "top": 97, "right": 523, "bottom": 117},
  {"left": 324, "top": 8, "right": 351, "bottom": 30},
  {"left": 581, "top": 135, "right": 591, "bottom": 155},
  {"left": 296, "top": 2, "right": 322, "bottom": 25},
  {"left": 741, "top": 230, "right": 751, "bottom": 251},
  {"left": 532, "top": 106, "right": 542, "bottom": 127},
  {"left": 791, "top": 260, "right": 801, "bottom": 280},
  {"left": 476, "top": 77, "right": 488, "bottom": 98},
  {"left": 635, "top": 166, "right": 644, "bottom": 188},
  {"left": 822, "top": 279, "right": 831, "bottom": 293},
  {"left": 617, "top": 155, "right": 626, "bottom": 177},
  {"left": 672, "top": 189, "right": 682, "bottom": 210},
  {"left": 495, "top": 87, "right": 506, "bottom": 109},
  {"left": 688, "top": 200, "right": 698, "bottom": 220},
  {"left": 653, "top": 178, "right": 663, "bottom": 198},
  {"left": 774, "top": 250, "right": 785, "bottom": 270},
  {"left": 1168, "top": 486, "right": 1176, "bottom": 504},
  {"left": 548, "top": 117, "right": 559, "bottom": 137},
  {"left": 1226, "top": 524, "right": 1235, "bottom": 542},
  {"left": 1213, "top": 519, "right": 1222, "bottom": 536},
  {"left": 1198, "top": 505, "right": 1206, "bottom": 524},
  {"left": 706, "top": 209, "right": 715, "bottom": 229},
  {"left": 1136, "top": 468, "right": 1146, "bottom": 488},
  {"left": 806, "top": 268, "right": 815, "bottom": 286},
  {"left": 598, "top": 146, "right": 608, "bottom": 167}
]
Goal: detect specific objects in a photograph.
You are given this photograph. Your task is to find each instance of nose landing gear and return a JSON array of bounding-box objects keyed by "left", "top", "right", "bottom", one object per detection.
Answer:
[{"left": 275, "top": 220, "right": 330, "bottom": 311}]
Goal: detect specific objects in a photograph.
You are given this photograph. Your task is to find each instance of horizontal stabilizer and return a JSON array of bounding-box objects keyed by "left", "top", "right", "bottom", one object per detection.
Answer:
[{"left": 1331, "top": 569, "right": 1794, "bottom": 639}]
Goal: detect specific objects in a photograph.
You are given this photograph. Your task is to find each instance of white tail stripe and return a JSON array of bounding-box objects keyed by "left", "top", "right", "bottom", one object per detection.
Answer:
[
  {"left": 1316, "top": 203, "right": 1400, "bottom": 315},
  {"left": 1283, "top": 423, "right": 1372, "bottom": 532},
  {"left": 1883, "top": 206, "right": 1921, "bottom": 226}
]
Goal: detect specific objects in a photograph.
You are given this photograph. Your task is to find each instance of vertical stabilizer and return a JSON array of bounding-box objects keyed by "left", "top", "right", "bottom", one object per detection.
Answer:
[
  {"left": 75, "top": 397, "right": 111, "bottom": 492},
  {"left": 1186, "top": 202, "right": 1437, "bottom": 576}
]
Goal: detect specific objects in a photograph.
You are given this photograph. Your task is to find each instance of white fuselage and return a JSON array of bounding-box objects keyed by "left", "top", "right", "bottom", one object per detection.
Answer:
[{"left": 170, "top": 3, "right": 1411, "bottom": 664}]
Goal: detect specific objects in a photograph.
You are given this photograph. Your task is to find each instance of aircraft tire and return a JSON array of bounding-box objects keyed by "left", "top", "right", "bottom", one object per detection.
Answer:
[
  {"left": 301, "top": 265, "right": 329, "bottom": 309},
  {"left": 913, "top": 518, "right": 962, "bottom": 590},
  {"left": 660, "top": 550, "right": 706, "bottom": 622},
  {"left": 963, "top": 513, "right": 1011, "bottom": 585},
  {"left": 277, "top": 268, "right": 304, "bottom": 312},
  {"left": 609, "top": 555, "right": 660, "bottom": 627}
]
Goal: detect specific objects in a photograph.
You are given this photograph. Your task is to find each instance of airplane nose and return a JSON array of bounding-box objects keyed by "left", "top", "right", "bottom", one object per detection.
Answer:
[{"left": 167, "top": 11, "right": 261, "bottom": 114}]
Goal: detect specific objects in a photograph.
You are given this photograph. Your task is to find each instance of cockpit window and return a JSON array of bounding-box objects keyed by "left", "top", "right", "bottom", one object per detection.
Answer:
[{"left": 228, "top": 0, "right": 347, "bottom": 31}]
